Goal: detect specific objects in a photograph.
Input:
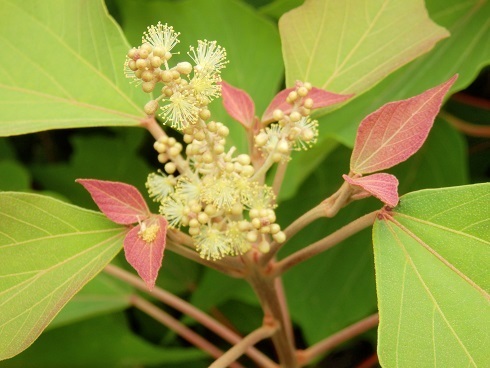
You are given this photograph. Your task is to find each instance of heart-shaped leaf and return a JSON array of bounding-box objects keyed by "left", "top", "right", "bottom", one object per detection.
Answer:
[
  {"left": 343, "top": 173, "right": 399, "bottom": 207},
  {"left": 0, "top": 0, "right": 146, "bottom": 137},
  {"left": 220, "top": 81, "right": 255, "bottom": 128},
  {"left": 0, "top": 192, "right": 126, "bottom": 360},
  {"left": 280, "top": 0, "right": 449, "bottom": 95},
  {"left": 373, "top": 183, "right": 490, "bottom": 367},
  {"left": 261, "top": 86, "right": 352, "bottom": 123},
  {"left": 124, "top": 216, "right": 168, "bottom": 290},
  {"left": 77, "top": 179, "right": 150, "bottom": 225},
  {"left": 350, "top": 75, "right": 457, "bottom": 174}
]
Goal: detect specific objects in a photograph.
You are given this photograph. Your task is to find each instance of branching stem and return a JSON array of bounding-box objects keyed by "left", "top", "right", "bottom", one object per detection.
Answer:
[
  {"left": 271, "top": 211, "right": 378, "bottom": 277},
  {"left": 130, "top": 294, "right": 240, "bottom": 366},
  {"left": 209, "top": 323, "right": 279, "bottom": 368},
  {"left": 297, "top": 313, "right": 379, "bottom": 366},
  {"left": 104, "top": 264, "right": 276, "bottom": 368}
]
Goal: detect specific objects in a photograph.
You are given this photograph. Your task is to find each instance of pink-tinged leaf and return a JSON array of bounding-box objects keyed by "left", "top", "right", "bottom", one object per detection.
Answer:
[
  {"left": 343, "top": 173, "right": 399, "bottom": 207},
  {"left": 124, "top": 216, "right": 168, "bottom": 290},
  {"left": 220, "top": 81, "right": 255, "bottom": 128},
  {"left": 77, "top": 179, "right": 150, "bottom": 225},
  {"left": 350, "top": 75, "right": 458, "bottom": 174},
  {"left": 261, "top": 86, "right": 353, "bottom": 123}
]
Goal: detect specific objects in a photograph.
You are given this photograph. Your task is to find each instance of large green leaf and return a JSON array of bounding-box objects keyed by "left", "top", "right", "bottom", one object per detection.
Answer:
[
  {"left": 280, "top": 0, "right": 448, "bottom": 94},
  {"left": 279, "top": 0, "right": 488, "bottom": 200},
  {"left": 0, "top": 193, "right": 126, "bottom": 360},
  {"left": 279, "top": 117, "right": 468, "bottom": 345},
  {"left": 114, "top": 0, "right": 283, "bottom": 151},
  {"left": 373, "top": 184, "right": 490, "bottom": 367},
  {"left": 0, "top": 0, "right": 146, "bottom": 137},
  {"left": 319, "top": 0, "right": 490, "bottom": 148},
  {"left": 46, "top": 272, "right": 132, "bottom": 330},
  {"left": 1, "top": 313, "right": 207, "bottom": 367}
]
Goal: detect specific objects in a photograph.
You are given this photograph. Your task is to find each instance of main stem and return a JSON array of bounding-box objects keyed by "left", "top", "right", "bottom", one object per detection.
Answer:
[{"left": 246, "top": 264, "right": 298, "bottom": 368}]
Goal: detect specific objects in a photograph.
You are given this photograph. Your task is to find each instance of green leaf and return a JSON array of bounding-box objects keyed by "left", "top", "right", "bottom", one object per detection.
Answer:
[
  {"left": 390, "top": 118, "right": 468, "bottom": 194},
  {"left": 114, "top": 0, "right": 283, "bottom": 151},
  {"left": 279, "top": 118, "right": 468, "bottom": 345},
  {"left": 280, "top": 0, "right": 448, "bottom": 94},
  {"left": 318, "top": 0, "right": 490, "bottom": 148},
  {"left": 46, "top": 272, "right": 132, "bottom": 330},
  {"left": 0, "top": 193, "right": 126, "bottom": 360},
  {"left": 1, "top": 313, "right": 207, "bottom": 367},
  {"left": 279, "top": 146, "right": 379, "bottom": 344},
  {"left": 0, "top": 160, "right": 30, "bottom": 190},
  {"left": 0, "top": 0, "right": 146, "bottom": 137},
  {"left": 279, "top": 0, "right": 488, "bottom": 199},
  {"left": 259, "top": 0, "right": 304, "bottom": 19},
  {"left": 30, "top": 133, "right": 152, "bottom": 210},
  {"left": 373, "top": 184, "right": 490, "bottom": 367},
  {"left": 190, "top": 268, "right": 257, "bottom": 313}
]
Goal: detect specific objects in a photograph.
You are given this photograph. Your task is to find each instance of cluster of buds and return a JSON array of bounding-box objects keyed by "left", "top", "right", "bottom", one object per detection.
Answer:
[
  {"left": 129, "top": 24, "right": 286, "bottom": 261},
  {"left": 125, "top": 22, "right": 227, "bottom": 131},
  {"left": 256, "top": 82, "right": 319, "bottom": 163}
]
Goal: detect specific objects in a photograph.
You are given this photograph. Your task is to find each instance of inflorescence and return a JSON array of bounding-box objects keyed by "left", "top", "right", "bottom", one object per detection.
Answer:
[{"left": 125, "top": 23, "right": 319, "bottom": 261}]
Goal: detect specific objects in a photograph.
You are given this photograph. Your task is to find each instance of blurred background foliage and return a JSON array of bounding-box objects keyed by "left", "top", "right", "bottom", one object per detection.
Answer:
[{"left": 0, "top": 0, "right": 488, "bottom": 367}]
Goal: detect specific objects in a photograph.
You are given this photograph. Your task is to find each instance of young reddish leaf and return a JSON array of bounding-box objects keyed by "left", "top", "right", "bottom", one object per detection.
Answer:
[
  {"left": 261, "top": 86, "right": 353, "bottom": 123},
  {"left": 220, "top": 81, "right": 255, "bottom": 128},
  {"left": 343, "top": 173, "right": 399, "bottom": 207},
  {"left": 350, "top": 75, "right": 458, "bottom": 174},
  {"left": 77, "top": 179, "right": 150, "bottom": 225},
  {"left": 124, "top": 216, "right": 168, "bottom": 290}
]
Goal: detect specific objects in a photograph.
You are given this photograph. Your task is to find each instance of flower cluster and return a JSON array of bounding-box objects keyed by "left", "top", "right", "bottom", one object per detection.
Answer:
[
  {"left": 124, "top": 22, "right": 227, "bottom": 130},
  {"left": 130, "top": 24, "right": 285, "bottom": 260},
  {"left": 256, "top": 82, "right": 319, "bottom": 163}
]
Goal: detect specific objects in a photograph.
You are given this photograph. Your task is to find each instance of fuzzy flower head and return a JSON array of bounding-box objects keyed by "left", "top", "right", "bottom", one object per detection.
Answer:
[
  {"left": 142, "top": 22, "right": 180, "bottom": 55},
  {"left": 160, "top": 92, "right": 199, "bottom": 130},
  {"left": 146, "top": 171, "right": 176, "bottom": 202},
  {"left": 195, "top": 225, "right": 230, "bottom": 260},
  {"left": 188, "top": 40, "right": 228, "bottom": 77},
  {"left": 159, "top": 194, "right": 188, "bottom": 228},
  {"left": 290, "top": 117, "right": 319, "bottom": 150}
]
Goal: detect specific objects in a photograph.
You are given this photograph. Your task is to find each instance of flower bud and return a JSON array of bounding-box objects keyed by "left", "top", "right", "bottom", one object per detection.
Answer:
[
  {"left": 144, "top": 100, "right": 159, "bottom": 115},
  {"left": 176, "top": 62, "right": 193, "bottom": 74}
]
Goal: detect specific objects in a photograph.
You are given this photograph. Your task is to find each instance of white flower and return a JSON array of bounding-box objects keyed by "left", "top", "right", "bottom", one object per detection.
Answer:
[
  {"left": 291, "top": 117, "right": 318, "bottom": 150},
  {"left": 194, "top": 225, "right": 230, "bottom": 260},
  {"left": 202, "top": 176, "right": 239, "bottom": 211},
  {"left": 142, "top": 22, "right": 180, "bottom": 53},
  {"left": 188, "top": 40, "right": 228, "bottom": 76},
  {"left": 226, "top": 222, "right": 251, "bottom": 255},
  {"left": 176, "top": 176, "right": 202, "bottom": 202},
  {"left": 146, "top": 171, "right": 176, "bottom": 202},
  {"left": 159, "top": 195, "right": 188, "bottom": 228},
  {"left": 189, "top": 73, "right": 222, "bottom": 104},
  {"left": 160, "top": 91, "right": 199, "bottom": 130}
]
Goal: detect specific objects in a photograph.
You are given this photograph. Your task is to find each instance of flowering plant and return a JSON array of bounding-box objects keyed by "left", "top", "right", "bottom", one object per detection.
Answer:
[{"left": 0, "top": 1, "right": 488, "bottom": 367}]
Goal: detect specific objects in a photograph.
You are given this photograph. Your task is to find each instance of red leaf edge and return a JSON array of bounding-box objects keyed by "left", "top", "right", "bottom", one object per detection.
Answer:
[
  {"left": 343, "top": 173, "right": 399, "bottom": 207},
  {"left": 261, "top": 86, "right": 353, "bottom": 123},
  {"left": 220, "top": 81, "right": 255, "bottom": 128},
  {"left": 124, "top": 216, "right": 168, "bottom": 290},
  {"left": 350, "top": 75, "right": 458, "bottom": 174},
  {"left": 77, "top": 179, "right": 150, "bottom": 225}
]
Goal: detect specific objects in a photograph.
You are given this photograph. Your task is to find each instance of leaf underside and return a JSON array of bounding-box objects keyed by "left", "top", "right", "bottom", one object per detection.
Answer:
[
  {"left": 0, "top": 193, "right": 125, "bottom": 360},
  {"left": 0, "top": 0, "right": 146, "bottom": 137},
  {"left": 373, "top": 183, "right": 490, "bottom": 367},
  {"left": 280, "top": 0, "right": 449, "bottom": 96}
]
